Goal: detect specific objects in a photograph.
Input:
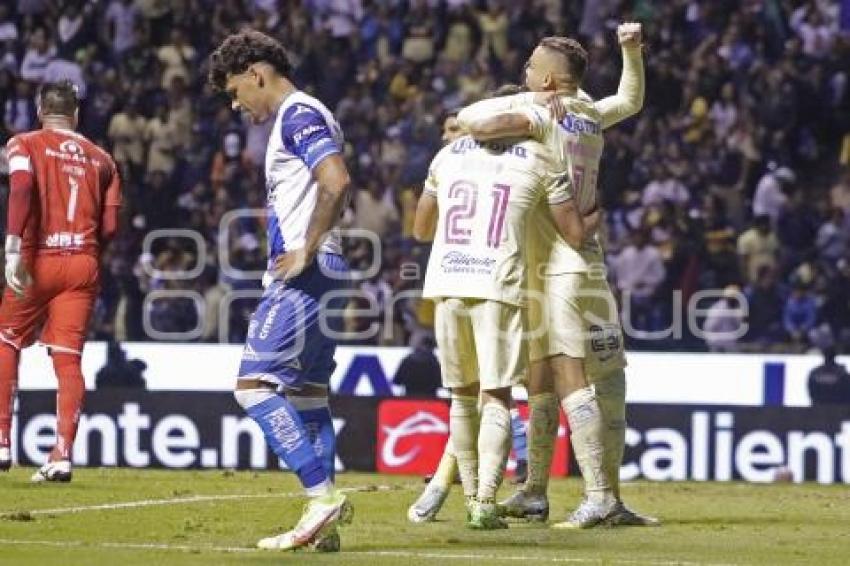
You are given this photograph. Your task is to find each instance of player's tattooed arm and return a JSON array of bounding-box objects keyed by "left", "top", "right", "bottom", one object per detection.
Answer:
[
  {"left": 274, "top": 153, "right": 351, "bottom": 281},
  {"left": 413, "top": 192, "right": 438, "bottom": 242},
  {"left": 549, "top": 198, "right": 585, "bottom": 250}
]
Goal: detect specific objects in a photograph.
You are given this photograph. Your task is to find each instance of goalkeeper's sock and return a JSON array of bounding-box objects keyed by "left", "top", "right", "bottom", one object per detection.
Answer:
[
  {"left": 525, "top": 392, "right": 559, "bottom": 495},
  {"left": 477, "top": 400, "right": 511, "bottom": 502},
  {"left": 562, "top": 386, "right": 613, "bottom": 504},
  {"left": 289, "top": 395, "right": 336, "bottom": 481},
  {"left": 594, "top": 370, "right": 627, "bottom": 500},
  {"left": 0, "top": 345, "right": 19, "bottom": 449},
  {"left": 52, "top": 353, "right": 85, "bottom": 461},
  {"left": 510, "top": 406, "right": 528, "bottom": 462},
  {"left": 449, "top": 394, "right": 479, "bottom": 498},
  {"left": 431, "top": 439, "right": 458, "bottom": 490},
  {"left": 235, "top": 388, "right": 329, "bottom": 494}
]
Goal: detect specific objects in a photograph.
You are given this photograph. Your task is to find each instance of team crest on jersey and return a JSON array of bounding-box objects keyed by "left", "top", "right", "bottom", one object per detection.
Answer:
[{"left": 59, "top": 140, "right": 85, "bottom": 156}]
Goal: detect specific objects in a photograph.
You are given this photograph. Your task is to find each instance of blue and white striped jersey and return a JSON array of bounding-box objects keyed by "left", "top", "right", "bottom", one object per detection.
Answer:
[{"left": 263, "top": 91, "right": 344, "bottom": 285}]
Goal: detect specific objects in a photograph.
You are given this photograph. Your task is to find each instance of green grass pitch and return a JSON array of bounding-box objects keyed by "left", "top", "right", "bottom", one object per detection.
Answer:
[{"left": 1, "top": 468, "right": 849, "bottom": 565}]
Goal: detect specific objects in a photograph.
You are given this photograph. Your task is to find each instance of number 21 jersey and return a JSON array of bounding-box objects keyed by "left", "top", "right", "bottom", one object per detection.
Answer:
[{"left": 422, "top": 135, "right": 571, "bottom": 307}]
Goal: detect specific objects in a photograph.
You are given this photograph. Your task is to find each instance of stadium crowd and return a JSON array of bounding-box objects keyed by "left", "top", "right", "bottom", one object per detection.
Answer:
[{"left": 0, "top": 0, "right": 849, "bottom": 353}]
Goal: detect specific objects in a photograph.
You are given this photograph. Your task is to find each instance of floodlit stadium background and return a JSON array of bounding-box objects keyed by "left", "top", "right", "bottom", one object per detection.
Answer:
[{"left": 1, "top": 0, "right": 850, "bottom": 484}]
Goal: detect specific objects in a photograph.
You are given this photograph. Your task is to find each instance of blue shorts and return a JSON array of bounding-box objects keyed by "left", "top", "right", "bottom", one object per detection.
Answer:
[{"left": 238, "top": 253, "right": 349, "bottom": 388}]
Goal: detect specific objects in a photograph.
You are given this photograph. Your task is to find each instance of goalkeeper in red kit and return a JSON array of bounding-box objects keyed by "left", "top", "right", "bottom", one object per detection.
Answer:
[{"left": 0, "top": 81, "right": 121, "bottom": 482}]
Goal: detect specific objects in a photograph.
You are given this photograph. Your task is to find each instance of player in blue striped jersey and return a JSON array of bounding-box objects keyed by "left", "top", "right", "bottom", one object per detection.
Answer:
[{"left": 208, "top": 30, "right": 352, "bottom": 552}]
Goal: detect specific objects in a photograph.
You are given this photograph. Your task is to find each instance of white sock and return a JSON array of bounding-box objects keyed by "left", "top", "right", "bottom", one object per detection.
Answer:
[
  {"left": 305, "top": 478, "right": 333, "bottom": 498},
  {"left": 594, "top": 370, "right": 626, "bottom": 500},
  {"left": 562, "top": 386, "right": 612, "bottom": 503},
  {"left": 477, "top": 401, "right": 511, "bottom": 502},
  {"left": 450, "top": 395, "right": 479, "bottom": 498},
  {"left": 526, "top": 392, "right": 559, "bottom": 495},
  {"left": 430, "top": 439, "right": 458, "bottom": 490}
]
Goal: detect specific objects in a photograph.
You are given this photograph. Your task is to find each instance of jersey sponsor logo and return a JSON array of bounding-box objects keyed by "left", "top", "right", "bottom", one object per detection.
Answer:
[
  {"left": 558, "top": 113, "right": 601, "bottom": 135},
  {"left": 259, "top": 301, "right": 283, "bottom": 340},
  {"left": 59, "top": 139, "right": 85, "bottom": 155},
  {"left": 45, "top": 146, "right": 90, "bottom": 164},
  {"left": 292, "top": 124, "right": 325, "bottom": 146},
  {"left": 449, "top": 138, "right": 528, "bottom": 158},
  {"left": 440, "top": 251, "right": 497, "bottom": 275},
  {"left": 44, "top": 232, "right": 85, "bottom": 249},
  {"left": 588, "top": 323, "right": 623, "bottom": 362},
  {"left": 61, "top": 164, "right": 86, "bottom": 177}
]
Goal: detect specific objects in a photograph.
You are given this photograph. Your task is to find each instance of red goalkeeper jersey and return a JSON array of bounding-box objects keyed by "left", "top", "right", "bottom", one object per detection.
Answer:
[{"left": 6, "top": 128, "right": 122, "bottom": 257}]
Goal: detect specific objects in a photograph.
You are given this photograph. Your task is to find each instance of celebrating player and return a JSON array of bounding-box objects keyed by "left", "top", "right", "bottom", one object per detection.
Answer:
[
  {"left": 413, "top": 118, "right": 585, "bottom": 528},
  {"left": 458, "top": 23, "right": 657, "bottom": 527},
  {"left": 208, "top": 30, "right": 352, "bottom": 552},
  {"left": 0, "top": 81, "right": 121, "bottom": 482},
  {"left": 408, "top": 103, "right": 530, "bottom": 523}
]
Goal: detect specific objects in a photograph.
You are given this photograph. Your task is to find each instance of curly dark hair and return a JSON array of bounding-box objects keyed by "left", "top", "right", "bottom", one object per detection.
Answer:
[
  {"left": 538, "top": 36, "right": 588, "bottom": 82},
  {"left": 207, "top": 30, "right": 293, "bottom": 91},
  {"left": 38, "top": 80, "right": 79, "bottom": 116}
]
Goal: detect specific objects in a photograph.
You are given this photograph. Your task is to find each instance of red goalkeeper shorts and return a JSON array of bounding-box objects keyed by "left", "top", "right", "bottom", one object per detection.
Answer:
[{"left": 0, "top": 254, "right": 99, "bottom": 355}]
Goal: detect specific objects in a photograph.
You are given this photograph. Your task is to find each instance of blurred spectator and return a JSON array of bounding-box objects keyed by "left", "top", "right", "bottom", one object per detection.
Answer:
[
  {"left": 20, "top": 27, "right": 55, "bottom": 83},
  {"left": 393, "top": 335, "right": 441, "bottom": 397},
  {"left": 95, "top": 341, "right": 147, "bottom": 389},
  {"left": 753, "top": 166, "right": 795, "bottom": 225},
  {"left": 157, "top": 27, "right": 195, "bottom": 91},
  {"left": 783, "top": 281, "right": 818, "bottom": 348},
  {"left": 353, "top": 177, "right": 399, "bottom": 239},
  {"left": 808, "top": 347, "right": 850, "bottom": 404},
  {"left": 4, "top": 79, "right": 36, "bottom": 135},
  {"left": 613, "top": 230, "right": 666, "bottom": 333},
  {"left": 108, "top": 100, "right": 147, "bottom": 180},
  {"left": 737, "top": 215, "right": 779, "bottom": 285},
  {"left": 745, "top": 266, "right": 787, "bottom": 346},
  {"left": 703, "top": 285, "right": 745, "bottom": 352},
  {"left": 816, "top": 207, "right": 848, "bottom": 264},
  {"left": 104, "top": 0, "right": 140, "bottom": 55},
  {"left": 777, "top": 189, "right": 821, "bottom": 270}
]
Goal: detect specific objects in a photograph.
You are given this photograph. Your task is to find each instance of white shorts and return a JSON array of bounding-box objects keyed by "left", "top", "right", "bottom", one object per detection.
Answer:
[
  {"left": 434, "top": 298, "right": 527, "bottom": 390},
  {"left": 529, "top": 272, "right": 626, "bottom": 378}
]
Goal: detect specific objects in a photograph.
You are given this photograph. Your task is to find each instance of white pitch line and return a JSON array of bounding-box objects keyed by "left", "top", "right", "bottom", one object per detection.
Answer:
[
  {"left": 0, "top": 540, "right": 737, "bottom": 565},
  {"left": 1, "top": 485, "right": 398, "bottom": 517},
  {"left": 355, "top": 551, "right": 736, "bottom": 566}
]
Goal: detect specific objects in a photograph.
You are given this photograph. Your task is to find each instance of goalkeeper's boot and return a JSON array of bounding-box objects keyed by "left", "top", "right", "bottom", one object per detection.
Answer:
[
  {"left": 31, "top": 459, "right": 72, "bottom": 483},
  {"left": 468, "top": 499, "right": 508, "bottom": 530},
  {"left": 257, "top": 490, "right": 353, "bottom": 551},
  {"left": 498, "top": 488, "right": 549, "bottom": 522},
  {"left": 552, "top": 497, "right": 617, "bottom": 529},
  {"left": 408, "top": 482, "right": 450, "bottom": 523},
  {"left": 606, "top": 501, "right": 660, "bottom": 527},
  {"left": 0, "top": 447, "right": 10, "bottom": 471}
]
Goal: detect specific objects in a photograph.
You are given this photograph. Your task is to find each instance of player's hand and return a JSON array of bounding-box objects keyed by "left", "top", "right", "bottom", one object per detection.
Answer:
[
  {"left": 532, "top": 91, "right": 567, "bottom": 122},
  {"left": 617, "top": 22, "right": 642, "bottom": 48},
  {"left": 4, "top": 253, "right": 32, "bottom": 298},
  {"left": 273, "top": 248, "right": 313, "bottom": 282}
]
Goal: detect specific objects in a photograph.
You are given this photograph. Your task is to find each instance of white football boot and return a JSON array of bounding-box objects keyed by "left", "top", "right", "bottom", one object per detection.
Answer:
[
  {"left": 31, "top": 460, "right": 72, "bottom": 483},
  {"left": 407, "top": 483, "right": 450, "bottom": 523},
  {"left": 257, "top": 491, "right": 353, "bottom": 551}
]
